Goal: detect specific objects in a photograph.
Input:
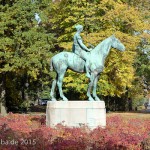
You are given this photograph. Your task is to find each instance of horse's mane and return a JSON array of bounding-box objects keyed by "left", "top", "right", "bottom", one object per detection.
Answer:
[{"left": 92, "top": 36, "right": 111, "bottom": 54}]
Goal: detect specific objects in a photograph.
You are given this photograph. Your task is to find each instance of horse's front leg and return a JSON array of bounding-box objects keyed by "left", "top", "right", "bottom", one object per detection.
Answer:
[
  {"left": 87, "top": 72, "right": 96, "bottom": 101},
  {"left": 92, "top": 74, "right": 101, "bottom": 101}
]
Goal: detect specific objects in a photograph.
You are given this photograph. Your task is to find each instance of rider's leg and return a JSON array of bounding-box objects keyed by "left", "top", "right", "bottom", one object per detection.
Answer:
[
  {"left": 74, "top": 50, "right": 91, "bottom": 78},
  {"left": 85, "top": 60, "right": 91, "bottom": 78}
]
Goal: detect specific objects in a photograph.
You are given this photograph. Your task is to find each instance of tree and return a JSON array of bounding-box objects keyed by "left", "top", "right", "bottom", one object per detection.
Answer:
[
  {"left": 0, "top": 0, "right": 55, "bottom": 112},
  {"left": 118, "top": 0, "right": 150, "bottom": 104},
  {"left": 48, "top": 0, "right": 149, "bottom": 101}
]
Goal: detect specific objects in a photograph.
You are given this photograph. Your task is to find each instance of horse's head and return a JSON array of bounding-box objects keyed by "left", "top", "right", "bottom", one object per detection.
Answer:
[{"left": 110, "top": 35, "right": 125, "bottom": 51}]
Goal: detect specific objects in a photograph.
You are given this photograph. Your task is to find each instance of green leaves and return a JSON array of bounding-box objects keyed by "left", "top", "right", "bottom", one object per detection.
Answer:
[
  {"left": 0, "top": 0, "right": 54, "bottom": 76},
  {"left": 0, "top": 0, "right": 55, "bottom": 105},
  {"left": 0, "top": 0, "right": 149, "bottom": 103}
]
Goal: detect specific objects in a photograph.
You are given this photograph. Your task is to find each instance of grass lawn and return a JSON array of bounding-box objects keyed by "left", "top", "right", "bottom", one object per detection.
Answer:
[{"left": 107, "top": 111, "right": 150, "bottom": 119}]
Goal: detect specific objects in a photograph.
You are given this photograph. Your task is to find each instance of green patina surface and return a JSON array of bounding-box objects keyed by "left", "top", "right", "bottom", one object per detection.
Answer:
[{"left": 50, "top": 25, "right": 125, "bottom": 101}]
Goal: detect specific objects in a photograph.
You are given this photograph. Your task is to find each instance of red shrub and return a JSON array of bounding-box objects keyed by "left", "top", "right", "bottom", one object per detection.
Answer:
[{"left": 0, "top": 114, "right": 149, "bottom": 150}]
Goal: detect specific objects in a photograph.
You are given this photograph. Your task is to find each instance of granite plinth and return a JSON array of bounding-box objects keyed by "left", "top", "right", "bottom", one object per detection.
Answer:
[
  {"left": 0, "top": 102, "right": 7, "bottom": 116},
  {"left": 46, "top": 101, "right": 106, "bottom": 129},
  {"left": 146, "top": 104, "right": 150, "bottom": 112}
]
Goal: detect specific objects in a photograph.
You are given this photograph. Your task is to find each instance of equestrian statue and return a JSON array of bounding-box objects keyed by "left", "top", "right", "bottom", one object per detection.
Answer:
[{"left": 50, "top": 25, "right": 125, "bottom": 101}]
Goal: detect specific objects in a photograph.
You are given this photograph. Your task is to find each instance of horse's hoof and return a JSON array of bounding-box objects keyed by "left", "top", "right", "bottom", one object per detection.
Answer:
[
  {"left": 51, "top": 98, "right": 57, "bottom": 101},
  {"left": 88, "top": 97, "right": 94, "bottom": 101},
  {"left": 95, "top": 97, "right": 101, "bottom": 101},
  {"left": 62, "top": 97, "right": 68, "bottom": 101}
]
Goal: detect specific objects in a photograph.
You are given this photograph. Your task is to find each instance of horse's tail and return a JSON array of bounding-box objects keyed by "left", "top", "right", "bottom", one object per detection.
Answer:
[{"left": 50, "top": 58, "right": 53, "bottom": 71}]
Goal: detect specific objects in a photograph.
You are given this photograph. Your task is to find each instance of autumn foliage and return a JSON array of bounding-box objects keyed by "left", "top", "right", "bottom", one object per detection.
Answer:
[
  {"left": 0, "top": 0, "right": 150, "bottom": 111},
  {"left": 0, "top": 113, "right": 150, "bottom": 150},
  {"left": 49, "top": 0, "right": 150, "bottom": 99}
]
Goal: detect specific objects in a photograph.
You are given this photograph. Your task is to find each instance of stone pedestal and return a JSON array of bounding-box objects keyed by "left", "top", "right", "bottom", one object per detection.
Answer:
[
  {"left": 0, "top": 102, "right": 7, "bottom": 116},
  {"left": 146, "top": 99, "right": 150, "bottom": 112},
  {"left": 147, "top": 104, "right": 150, "bottom": 112},
  {"left": 46, "top": 101, "right": 106, "bottom": 129}
]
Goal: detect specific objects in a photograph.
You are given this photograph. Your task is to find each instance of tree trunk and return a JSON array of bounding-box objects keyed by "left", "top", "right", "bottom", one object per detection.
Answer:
[{"left": 0, "top": 73, "right": 7, "bottom": 115}]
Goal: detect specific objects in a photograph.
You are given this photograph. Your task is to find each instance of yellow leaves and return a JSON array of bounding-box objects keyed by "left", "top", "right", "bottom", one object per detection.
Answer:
[
  {"left": 98, "top": 1, "right": 146, "bottom": 33},
  {"left": 64, "top": 76, "right": 74, "bottom": 83},
  {"left": 48, "top": 0, "right": 149, "bottom": 99},
  {"left": 139, "top": 32, "right": 150, "bottom": 43},
  {"left": 27, "top": 69, "right": 39, "bottom": 80},
  {"left": 59, "top": 42, "right": 72, "bottom": 51},
  {"left": 64, "top": 16, "right": 76, "bottom": 23},
  {"left": 63, "top": 70, "right": 88, "bottom": 98},
  {"left": 99, "top": 0, "right": 116, "bottom": 10},
  {"left": 115, "top": 68, "right": 134, "bottom": 87}
]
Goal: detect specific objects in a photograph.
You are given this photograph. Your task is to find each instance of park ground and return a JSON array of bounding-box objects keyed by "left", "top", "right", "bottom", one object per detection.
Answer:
[
  {"left": 107, "top": 112, "right": 150, "bottom": 119},
  {"left": 28, "top": 105, "right": 150, "bottom": 118},
  {"left": 0, "top": 108, "right": 150, "bottom": 150}
]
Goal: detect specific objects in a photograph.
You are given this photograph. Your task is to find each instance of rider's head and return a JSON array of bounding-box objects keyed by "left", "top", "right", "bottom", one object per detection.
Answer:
[{"left": 75, "top": 24, "right": 83, "bottom": 32}]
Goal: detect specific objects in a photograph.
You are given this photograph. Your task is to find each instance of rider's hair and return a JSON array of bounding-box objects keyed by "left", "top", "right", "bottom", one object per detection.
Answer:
[{"left": 75, "top": 24, "right": 83, "bottom": 31}]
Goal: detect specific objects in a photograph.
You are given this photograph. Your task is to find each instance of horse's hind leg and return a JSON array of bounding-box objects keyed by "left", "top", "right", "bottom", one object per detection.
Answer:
[
  {"left": 57, "top": 70, "right": 68, "bottom": 101},
  {"left": 92, "top": 74, "right": 101, "bottom": 101},
  {"left": 50, "top": 76, "right": 57, "bottom": 101}
]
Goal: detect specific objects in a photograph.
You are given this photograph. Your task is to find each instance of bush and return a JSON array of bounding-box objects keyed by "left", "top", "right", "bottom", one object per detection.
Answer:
[
  {"left": 141, "top": 135, "right": 150, "bottom": 150},
  {"left": 0, "top": 113, "right": 149, "bottom": 150}
]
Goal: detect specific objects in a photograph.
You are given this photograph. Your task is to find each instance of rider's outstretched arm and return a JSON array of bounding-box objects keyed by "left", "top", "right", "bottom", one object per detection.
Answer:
[{"left": 78, "top": 39, "right": 91, "bottom": 52}]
